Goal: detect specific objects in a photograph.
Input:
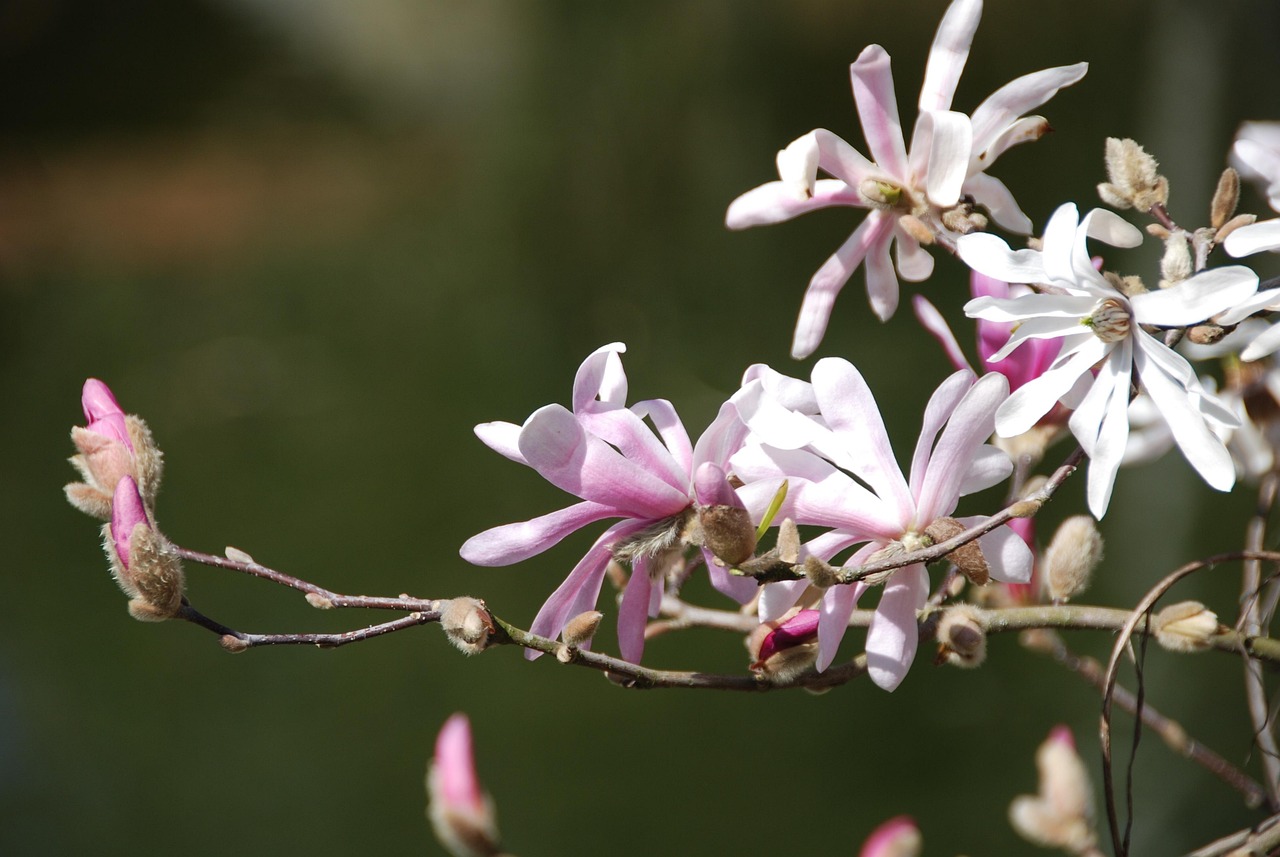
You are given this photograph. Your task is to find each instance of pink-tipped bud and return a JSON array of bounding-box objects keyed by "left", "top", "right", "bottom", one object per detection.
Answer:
[
  {"left": 104, "top": 476, "right": 184, "bottom": 619},
  {"left": 859, "top": 815, "right": 922, "bottom": 857},
  {"left": 82, "top": 379, "right": 132, "bottom": 449},
  {"left": 427, "top": 714, "right": 500, "bottom": 857},
  {"left": 747, "top": 609, "right": 820, "bottom": 683},
  {"left": 1009, "top": 725, "right": 1096, "bottom": 853},
  {"left": 67, "top": 379, "right": 164, "bottom": 521}
]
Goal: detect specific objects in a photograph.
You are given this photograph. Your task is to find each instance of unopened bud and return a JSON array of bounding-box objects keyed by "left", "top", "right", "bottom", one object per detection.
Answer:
[
  {"left": 1210, "top": 167, "right": 1241, "bottom": 230},
  {"left": 219, "top": 635, "right": 250, "bottom": 653},
  {"left": 802, "top": 555, "right": 843, "bottom": 588},
  {"left": 1153, "top": 601, "right": 1220, "bottom": 653},
  {"left": 104, "top": 476, "right": 184, "bottom": 619},
  {"left": 935, "top": 604, "right": 987, "bottom": 668},
  {"left": 776, "top": 517, "right": 800, "bottom": 564},
  {"left": 1216, "top": 212, "right": 1257, "bottom": 244},
  {"left": 1009, "top": 726, "right": 1097, "bottom": 853},
  {"left": 441, "top": 598, "right": 496, "bottom": 656},
  {"left": 746, "top": 609, "right": 820, "bottom": 683},
  {"left": 923, "top": 517, "right": 989, "bottom": 585},
  {"left": 65, "top": 379, "right": 164, "bottom": 520},
  {"left": 562, "top": 610, "right": 603, "bottom": 650},
  {"left": 1098, "top": 137, "right": 1168, "bottom": 211},
  {"left": 305, "top": 592, "right": 335, "bottom": 610},
  {"left": 859, "top": 815, "right": 922, "bottom": 857},
  {"left": 1186, "top": 323, "right": 1228, "bottom": 345},
  {"left": 694, "top": 462, "right": 758, "bottom": 567},
  {"left": 1043, "top": 516, "right": 1103, "bottom": 602},
  {"left": 1160, "top": 230, "right": 1193, "bottom": 286},
  {"left": 427, "top": 714, "right": 501, "bottom": 857}
]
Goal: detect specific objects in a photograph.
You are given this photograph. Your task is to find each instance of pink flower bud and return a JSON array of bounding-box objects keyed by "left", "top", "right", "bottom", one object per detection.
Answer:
[
  {"left": 110, "top": 476, "right": 149, "bottom": 568},
  {"left": 860, "top": 815, "right": 922, "bottom": 857},
  {"left": 752, "top": 609, "right": 820, "bottom": 667},
  {"left": 693, "top": 461, "right": 742, "bottom": 509},
  {"left": 82, "top": 378, "right": 133, "bottom": 450},
  {"left": 428, "top": 714, "right": 499, "bottom": 857}
]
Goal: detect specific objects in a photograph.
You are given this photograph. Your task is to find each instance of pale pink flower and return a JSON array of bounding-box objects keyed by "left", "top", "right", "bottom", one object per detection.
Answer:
[
  {"left": 732, "top": 361, "right": 1029, "bottom": 690},
  {"left": 461, "top": 343, "right": 755, "bottom": 664},
  {"left": 726, "top": 0, "right": 1086, "bottom": 358}
]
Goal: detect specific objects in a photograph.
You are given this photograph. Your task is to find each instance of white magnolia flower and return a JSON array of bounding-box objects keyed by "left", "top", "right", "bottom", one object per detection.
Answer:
[
  {"left": 725, "top": 0, "right": 1086, "bottom": 359},
  {"left": 959, "top": 203, "right": 1257, "bottom": 517},
  {"left": 1232, "top": 121, "right": 1280, "bottom": 212}
]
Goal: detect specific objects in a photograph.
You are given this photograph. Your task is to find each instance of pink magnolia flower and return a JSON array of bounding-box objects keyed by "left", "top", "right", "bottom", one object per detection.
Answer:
[
  {"left": 732, "top": 360, "right": 1030, "bottom": 690},
  {"left": 860, "top": 816, "right": 922, "bottom": 857},
  {"left": 726, "top": 0, "right": 1086, "bottom": 358},
  {"left": 461, "top": 343, "right": 756, "bottom": 664},
  {"left": 427, "top": 713, "right": 499, "bottom": 857},
  {"left": 914, "top": 271, "right": 1063, "bottom": 392}
]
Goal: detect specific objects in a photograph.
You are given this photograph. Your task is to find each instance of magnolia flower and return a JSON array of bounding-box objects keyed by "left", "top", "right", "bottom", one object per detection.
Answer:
[
  {"left": 104, "top": 475, "right": 184, "bottom": 620},
  {"left": 66, "top": 379, "right": 163, "bottom": 520},
  {"left": 461, "top": 343, "right": 756, "bottom": 664},
  {"left": 732, "top": 360, "right": 1030, "bottom": 691},
  {"left": 1220, "top": 221, "right": 1280, "bottom": 360},
  {"left": 1232, "top": 121, "right": 1280, "bottom": 212},
  {"left": 427, "top": 714, "right": 500, "bottom": 857},
  {"left": 726, "top": 0, "right": 1086, "bottom": 358},
  {"left": 959, "top": 203, "right": 1256, "bottom": 517}
]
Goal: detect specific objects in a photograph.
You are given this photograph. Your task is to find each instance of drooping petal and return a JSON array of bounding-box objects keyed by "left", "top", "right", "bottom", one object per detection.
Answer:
[
  {"left": 572, "top": 342, "right": 628, "bottom": 412},
  {"left": 1067, "top": 343, "right": 1131, "bottom": 518},
  {"left": 864, "top": 220, "right": 901, "bottom": 322},
  {"left": 816, "top": 542, "right": 878, "bottom": 672},
  {"left": 1130, "top": 266, "right": 1259, "bottom": 327},
  {"left": 865, "top": 563, "right": 929, "bottom": 691},
  {"left": 474, "top": 421, "right": 525, "bottom": 464},
  {"left": 973, "top": 115, "right": 1050, "bottom": 170},
  {"left": 912, "top": 295, "right": 974, "bottom": 374},
  {"left": 963, "top": 172, "right": 1033, "bottom": 234},
  {"left": 918, "top": 0, "right": 982, "bottom": 112},
  {"left": 850, "top": 45, "right": 910, "bottom": 180},
  {"left": 957, "top": 232, "right": 1048, "bottom": 284},
  {"left": 958, "top": 445, "right": 1014, "bottom": 495},
  {"left": 895, "top": 233, "right": 935, "bottom": 282},
  {"left": 725, "top": 179, "right": 865, "bottom": 229},
  {"left": 792, "top": 212, "right": 895, "bottom": 359},
  {"left": 995, "top": 336, "right": 1109, "bottom": 437},
  {"left": 616, "top": 554, "right": 657, "bottom": 663},
  {"left": 703, "top": 547, "right": 760, "bottom": 603},
  {"left": 460, "top": 500, "right": 622, "bottom": 566},
  {"left": 519, "top": 405, "right": 689, "bottom": 517},
  {"left": 915, "top": 372, "right": 1008, "bottom": 523}
]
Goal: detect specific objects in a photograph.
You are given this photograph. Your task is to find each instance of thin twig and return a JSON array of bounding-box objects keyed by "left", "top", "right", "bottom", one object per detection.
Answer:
[
  {"left": 1182, "top": 810, "right": 1280, "bottom": 857},
  {"left": 1241, "top": 472, "right": 1280, "bottom": 810},
  {"left": 1023, "top": 629, "right": 1267, "bottom": 808},
  {"left": 1101, "top": 550, "right": 1280, "bottom": 857}
]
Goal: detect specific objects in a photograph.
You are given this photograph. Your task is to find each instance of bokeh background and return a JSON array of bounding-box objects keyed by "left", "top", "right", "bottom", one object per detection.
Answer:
[{"left": 5, "top": 1, "right": 1280, "bottom": 854}]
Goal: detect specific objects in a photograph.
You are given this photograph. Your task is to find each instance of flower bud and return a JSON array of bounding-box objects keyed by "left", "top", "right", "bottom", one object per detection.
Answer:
[
  {"left": 66, "top": 379, "right": 164, "bottom": 520},
  {"left": 1009, "top": 726, "right": 1096, "bottom": 853},
  {"left": 935, "top": 604, "right": 987, "bottom": 668},
  {"left": 1159, "top": 230, "right": 1192, "bottom": 286},
  {"left": 441, "top": 598, "right": 496, "bottom": 656},
  {"left": 694, "top": 463, "right": 757, "bottom": 566},
  {"left": 1153, "top": 601, "right": 1220, "bottom": 653},
  {"left": 427, "top": 714, "right": 500, "bottom": 857},
  {"left": 859, "top": 815, "right": 922, "bottom": 857},
  {"left": 746, "top": 609, "right": 820, "bottom": 683},
  {"left": 1210, "top": 167, "right": 1240, "bottom": 230},
  {"left": 1043, "top": 516, "right": 1103, "bottom": 602},
  {"left": 923, "top": 517, "right": 988, "bottom": 585},
  {"left": 1097, "top": 137, "right": 1168, "bottom": 211},
  {"left": 104, "top": 476, "right": 184, "bottom": 620}
]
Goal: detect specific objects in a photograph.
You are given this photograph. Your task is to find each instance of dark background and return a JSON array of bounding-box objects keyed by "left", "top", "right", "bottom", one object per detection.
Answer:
[{"left": 4, "top": 1, "right": 1280, "bottom": 854}]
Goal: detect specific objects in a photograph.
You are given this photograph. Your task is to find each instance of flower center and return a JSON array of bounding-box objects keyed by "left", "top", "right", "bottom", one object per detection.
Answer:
[{"left": 1083, "top": 298, "right": 1131, "bottom": 343}]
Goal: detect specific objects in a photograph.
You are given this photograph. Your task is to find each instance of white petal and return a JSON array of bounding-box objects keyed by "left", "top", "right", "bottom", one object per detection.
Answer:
[
  {"left": 955, "top": 516, "right": 1033, "bottom": 583},
  {"left": 958, "top": 446, "right": 1014, "bottom": 495},
  {"left": 865, "top": 564, "right": 928, "bottom": 691},
  {"left": 1224, "top": 219, "right": 1280, "bottom": 257},
  {"left": 963, "top": 172, "right": 1032, "bottom": 234},
  {"left": 1131, "top": 266, "right": 1259, "bottom": 326},
  {"left": 995, "top": 336, "right": 1109, "bottom": 436},
  {"left": 918, "top": 0, "right": 981, "bottom": 112},
  {"left": 922, "top": 110, "right": 973, "bottom": 207},
  {"left": 957, "top": 232, "right": 1047, "bottom": 284},
  {"left": 725, "top": 179, "right": 863, "bottom": 229},
  {"left": 1242, "top": 323, "right": 1280, "bottom": 362}
]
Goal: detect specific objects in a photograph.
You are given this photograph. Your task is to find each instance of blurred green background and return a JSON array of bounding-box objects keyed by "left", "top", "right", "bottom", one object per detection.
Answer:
[{"left": 5, "top": 1, "right": 1280, "bottom": 854}]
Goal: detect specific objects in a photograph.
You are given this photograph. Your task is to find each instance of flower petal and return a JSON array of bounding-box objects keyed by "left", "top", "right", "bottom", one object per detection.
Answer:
[
  {"left": 725, "top": 179, "right": 864, "bottom": 229},
  {"left": 915, "top": 372, "right": 1008, "bottom": 524},
  {"left": 922, "top": 109, "right": 973, "bottom": 207},
  {"left": 908, "top": 369, "right": 974, "bottom": 498},
  {"left": 963, "top": 172, "right": 1032, "bottom": 234},
  {"left": 968, "top": 62, "right": 1088, "bottom": 153},
  {"left": 955, "top": 516, "right": 1033, "bottom": 583},
  {"left": 631, "top": 398, "right": 694, "bottom": 481},
  {"left": 865, "top": 563, "right": 929, "bottom": 691},
  {"left": 918, "top": 0, "right": 981, "bottom": 112},
  {"left": 1225, "top": 219, "right": 1280, "bottom": 257},
  {"left": 1130, "top": 266, "right": 1259, "bottom": 327},
  {"left": 460, "top": 500, "right": 621, "bottom": 566},
  {"left": 474, "top": 421, "right": 525, "bottom": 464},
  {"left": 913, "top": 295, "right": 974, "bottom": 374},
  {"left": 572, "top": 343, "right": 628, "bottom": 412},
  {"left": 617, "top": 555, "right": 658, "bottom": 663},
  {"left": 995, "top": 335, "right": 1109, "bottom": 437},
  {"left": 957, "top": 232, "right": 1047, "bottom": 284},
  {"left": 850, "top": 45, "right": 909, "bottom": 180}
]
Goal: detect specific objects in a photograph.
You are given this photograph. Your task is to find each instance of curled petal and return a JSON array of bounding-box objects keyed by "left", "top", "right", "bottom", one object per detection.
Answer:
[
  {"left": 474, "top": 421, "right": 525, "bottom": 464},
  {"left": 968, "top": 62, "right": 1088, "bottom": 153},
  {"left": 572, "top": 342, "right": 628, "bottom": 412},
  {"left": 922, "top": 109, "right": 973, "bottom": 207},
  {"left": 963, "top": 172, "right": 1032, "bottom": 234},
  {"left": 792, "top": 212, "right": 894, "bottom": 359}
]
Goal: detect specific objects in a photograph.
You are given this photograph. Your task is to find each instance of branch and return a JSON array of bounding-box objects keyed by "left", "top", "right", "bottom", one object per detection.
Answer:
[
  {"left": 1240, "top": 472, "right": 1280, "bottom": 810},
  {"left": 1182, "top": 811, "right": 1280, "bottom": 857}
]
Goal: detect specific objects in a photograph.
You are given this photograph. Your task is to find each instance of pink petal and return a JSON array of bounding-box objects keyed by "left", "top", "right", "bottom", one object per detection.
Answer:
[
  {"left": 850, "top": 45, "right": 909, "bottom": 180},
  {"left": 474, "top": 421, "right": 525, "bottom": 464},
  {"left": 918, "top": 0, "right": 981, "bottom": 112},
  {"left": 460, "top": 500, "right": 621, "bottom": 566},
  {"left": 703, "top": 547, "right": 759, "bottom": 603},
  {"left": 815, "top": 542, "right": 878, "bottom": 672},
  {"left": 909, "top": 369, "right": 975, "bottom": 499},
  {"left": 865, "top": 217, "right": 901, "bottom": 321},
  {"left": 915, "top": 372, "right": 1008, "bottom": 524},
  {"left": 913, "top": 295, "right": 973, "bottom": 375},
  {"left": 725, "top": 179, "right": 863, "bottom": 229},
  {"left": 860, "top": 815, "right": 922, "bottom": 857},
  {"left": 617, "top": 554, "right": 657, "bottom": 663},
  {"left": 968, "top": 62, "right": 1088, "bottom": 153},
  {"left": 433, "top": 714, "right": 485, "bottom": 813},
  {"left": 572, "top": 343, "right": 628, "bottom": 412},
  {"left": 865, "top": 564, "right": 929, "bottom": 691},
  {"left": 110, "top": 476, "right": 149, "bottom": 568},
  {"left": 631, "top": 398, "right": 694, "bottom": 480},
  {"left": 791, "top": 212, "right": 894, "bottom": 359},
  {"left": 962, "top": 172, "right": 1032, "bottom": 234},
  {"left": 82, "top": 378, "right": 124, "bottom": 423},
  {"left": 895, "top": 233, "right": 935, "bottom": 282}
]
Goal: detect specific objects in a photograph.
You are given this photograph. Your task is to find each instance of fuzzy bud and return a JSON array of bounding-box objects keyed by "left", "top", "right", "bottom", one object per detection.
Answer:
[
  {"left": 441, "top": 598, "right": 496, "bottom": 656},
  {"left": 1210, "top": 167, "right": 1241, "bottom": 230},
  {"left": 859, "top": 815, "right": 922, "bottom": 857},
  {"left": 1153, "top": 601, "right": 1220, "bottom": 653},
  {"left": 1186, "top": 323, "right": 1228, "bottom": 345},
  {"left": 561, "top": 610, "right": 603, "bottom": 651},
  {"left": 935, "top": 604, "right": 987, "bottom": 668},
  {"left": 694, "top": 462, "right": 757, "bottom": 566},
  {"left": 66, "top": 379, "right": 164, "bottom": 520},
  {"left": 897, "top": 214, "right": 935, "bottom": 244},
  {"left": 219, "top": 635, "right": 250, "bottom": 653},
  {"left": 1043, "top": 516, "right": 1103, "bottom": 602},
  {"left": 802, "top": 555, "right": 843, "bottom": 588},
  {"left": 746, "top": 609, "right": 820, "bottom": 683},
  {"left": 1216, "top": 212, "right": 1257, "bottom": 244},
  {"left": 427, "top": 714, "right": 501, "bottom": 857},
  {"left": 1098, "top": 137, "right": 1168, "bottom": 211},
  {"left": 923, "top": 517, "right": 989, "bottom": 585},
  {"left": 1160, "top": 230, "right": 1193, "bottom": 286},
  {"left": 1009, "top": 726, "right": 1096, "bottom": 853},
  {"left": 104, "top": 476, "right": 184, "bottom": 619}
]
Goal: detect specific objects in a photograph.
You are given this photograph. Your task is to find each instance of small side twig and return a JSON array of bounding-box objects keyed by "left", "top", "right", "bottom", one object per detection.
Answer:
[
  {"left": 1182, "top": 810, "right": 1280, "bottom": 857},
  {"left": 1240, "top": 472, "right": 1280, "bottom": 810}
]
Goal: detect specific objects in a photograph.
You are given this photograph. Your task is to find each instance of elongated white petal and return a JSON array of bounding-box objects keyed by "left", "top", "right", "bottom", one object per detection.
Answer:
[
  {"left": 725, "top": 179, "right": 864, "bottom": 229},
  {"left": 1068, "top": 342, "right": 1131, "bottom": 516},
  {"left": 474, "top": 421, "right": 525, "bottom": 464},
  {"left": 572, "top": 342, "right": 628, "bottom": 412},
  {"left": 913, "top": 295, "right": 974, "bottom": 374},
  {"left": 866, "top": 219, "right": 900, "bottom": 321},
  {"left": 895, "top": 232, "right": 935, "bottom": 281},
  {"left": 985, "top": 315, "right": 1089, "bottom": 363},
  {"left": 995, "top": 336, "right": 1109, "bottom": 436},
  {"left": 963, "top": 172, "right": 1033, "bottom": 234},
  {"left": 968, "top": 62, "right": 1088, "bottom": 152},
  {"left": 923, "top": 110, "right": 973, "bottom": 207},
  {"left": 957, "top": 232, "right": 1047, "bottom": 284},
  {"left": 1216, "top": 287, "right": 1280, "bottom": 326},
  {"left": 958, "top": 445, "right": 1014, "bottom": 495},
  {"left": 1242, "top": 323, "right": 1280, "bottom": 361},
  {"left": 919, "top": 0, "right": 981, "bottom": 112},
  {"left": 909, "top": 369, "right": 975, "bottom": 498},
  {"left": 965, "top": 293, "right": 1095, "bottom": 323},
  {"left": 972, "top": 115, "right": 1049, "bottom": 170},
  {"left": 1224, "top": 219, "right": 1280, "bottom": 257},
  {"left": 1131, "top": 266, "right": 1259, "bottom": 326},
  {"left": 850, "top": 45, "right": 909, "bottom": 180},
  {"left": 865, "top": 564, "right": 929, "bottom": 690}
]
